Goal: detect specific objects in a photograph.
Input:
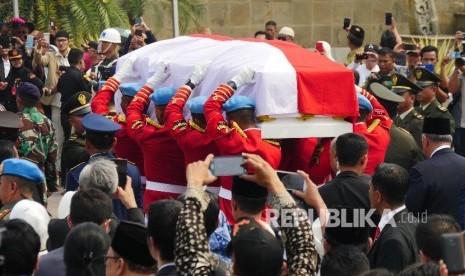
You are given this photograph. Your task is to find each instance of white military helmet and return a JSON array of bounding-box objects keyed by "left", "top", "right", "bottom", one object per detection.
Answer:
[{"left": 99, "top": 28, "right": 121, "bottom": 44}]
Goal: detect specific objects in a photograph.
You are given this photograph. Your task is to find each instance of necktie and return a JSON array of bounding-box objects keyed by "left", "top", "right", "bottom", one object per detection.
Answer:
[{"left": 373, "top": 226, "right": 381, "bottom": 241}]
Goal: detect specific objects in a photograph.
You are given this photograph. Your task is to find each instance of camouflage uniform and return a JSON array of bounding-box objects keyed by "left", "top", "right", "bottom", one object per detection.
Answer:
[{"left": 16, "top": 107, "right": 58, "bottom": 192}]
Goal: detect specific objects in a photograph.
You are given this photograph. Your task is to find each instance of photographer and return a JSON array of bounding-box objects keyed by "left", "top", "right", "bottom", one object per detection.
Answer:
[
  {"left": 355, "top": 44, "right": 380, "bottom": 87},
  {"left": 447, "top": 31, "right": 465, "bottom": 156},
  {"left": 120, "top": 18, "right": 156, "bottom": 56},
  {"left": 363, "top": 47, "right": 397, "bottom": 90}
]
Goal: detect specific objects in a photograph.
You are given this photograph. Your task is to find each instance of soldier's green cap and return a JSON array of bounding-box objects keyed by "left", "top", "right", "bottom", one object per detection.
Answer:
[
  {"left": 61, "top": 92, "right": 92, "bottom": 116},
  {"left": 390, "top": 73, "right": 422, "bottom": 94},
  {"left": 369, "top": 82, "right": 405, "bottom": 103},
  {"left": 413, "top": 67, "right": 442, "bottom": 88}
]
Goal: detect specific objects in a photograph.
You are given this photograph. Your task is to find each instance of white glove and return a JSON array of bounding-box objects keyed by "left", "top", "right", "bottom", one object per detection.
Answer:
[
  {"left": 113, "top": 57, "right": 137, "bottom": 82},
  {"left": 146, "top": 61, "right": 169, "bottom": 88},
  {"left": 189, "top": 60, "right": 212, "bottom": 86},
  {"left": 231, "top": 67, "right": 256, "bottom": 88}
]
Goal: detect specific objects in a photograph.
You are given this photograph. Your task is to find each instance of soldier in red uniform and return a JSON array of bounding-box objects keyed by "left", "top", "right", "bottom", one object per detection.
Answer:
[
  {"left": 279, "top": 137, "right": 333, "bottom": 185},
  {"left": 354, "top": 91, "right": 392, "bottom": 175},
  {"left": 91, "top": 74, "right": 146, "bottom": 185},
  {"left": 165, "top": 61, "right": 221, "bottom": 194},
  {"left": 204, "top": 67, "right": 282, "bottom": 224},
  {"left": 125, "top": 61, "right": 187, "bottom": 211}
]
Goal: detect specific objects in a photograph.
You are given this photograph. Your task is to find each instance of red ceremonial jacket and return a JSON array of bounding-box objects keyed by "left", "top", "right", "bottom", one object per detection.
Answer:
[{"left": 90, "top": 78, "right": 145, "bottom": 175}]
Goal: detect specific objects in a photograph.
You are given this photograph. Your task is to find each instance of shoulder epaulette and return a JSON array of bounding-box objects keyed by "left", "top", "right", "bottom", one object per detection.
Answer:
[
  {"left": 69, "top": 162, "right": 85, "bottom": 171},
  {"left": 231, "top": 121, "right": 247, "bottom": 138},
  {"left": 397, "top": 127, "right": 413, "bottom": 137},
  {"left": 437, "top": 105, "right": 448, "bottom": 112},
  {"left": 0, "top": 208, "right": 11, "bottom": 220},
  {"left": 413, "top": 112, "right": 424, "bottom": 120},
  {"left": 146, "top": 117, "right": 163, "bottom": 129},
  {"left": 117, "top": 114, "right": 126, "bottom": 124},
  {"left": 367, "top": 119, "right": 381, "bottom": 133},
  {"left": 264, "top": 139, "right": 280, "bottom": 147},
  {"left": 69, "top": 134, "right": 78, "bottom": 141},
  {"left": 189, "top": 121, "right": 205, "bottom": 133}
]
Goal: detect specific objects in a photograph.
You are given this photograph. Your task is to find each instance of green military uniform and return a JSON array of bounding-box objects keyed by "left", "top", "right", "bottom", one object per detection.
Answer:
[
  {"left": 395, "top": 109, "right": 424, "bottom": 148},
  {"left": 62, "top": 132, "right": 89, "bottom": 177},
  {"left": 413, "top": 67, "right": 455, "bottom": 136},
  {"left": 15, "top": 82, "right": 58, "bottom": 194},
  {"left": 60, "top": 92, "right": 92, "bottom": 187},
  {"left": 385, "top": 126, "right": 423, "bottom": 171},
  {"left": 389, "top": 73, "right": 425, "bottom": 148},
  {"left": 17, "top": 106, "right": 58, "bottom": 190},
  {"left": 0, "top": 201, "right": 18, "bottom": 221},
  {"left": 415, "top": 100, "right": 455, "bottom": 136}
]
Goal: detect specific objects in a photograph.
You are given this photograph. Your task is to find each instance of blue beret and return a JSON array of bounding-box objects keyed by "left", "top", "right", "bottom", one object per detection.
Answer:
[
  {"left": 186, "top": 96, "right": 208, "bottom": 114},
  {"left": 223, "top": 96, "right": 255, "bottom": 113},
  {"left": 98, "top": 81, "right": 106, "bottom": 91},
  {"left": 150, "top": 87, "right": 177, "bottom": 106},
  {"left": 120, "top": 82, "right": 143, "bottom": 97},
  {"left": 82, "top": 113, "right": 121, "bottom": 134},
  {"left": 1, "top": 158, "right": 45, "bottom": 183},
  {"left": 18, "top": 82, "right": 40, "bottom": 101},
  {"left": 357, "top": 94, "right": 373, "bottom": 112}
]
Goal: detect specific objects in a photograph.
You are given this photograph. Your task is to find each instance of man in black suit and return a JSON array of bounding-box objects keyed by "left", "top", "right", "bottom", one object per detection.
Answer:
[
  {"left": 147, "top": 200, "right": 182, "bottom": 276},
  {"left": 416, "top": 214, "right": 460, "bottom": 263},
  {"left": 36, "top": 189, "right": 113, "bottom": 276},
  {"left": 406, "top": 117, "right": 465, "bottom": 227},
  {"left": 105, "top": 221, "right": 157, "bottom": 275},
  {"left": 368, "top": 163, "right": 418, "bottom": 272},
  {"left": 319, "top": 132, "right": 371, "bottom": 210}
]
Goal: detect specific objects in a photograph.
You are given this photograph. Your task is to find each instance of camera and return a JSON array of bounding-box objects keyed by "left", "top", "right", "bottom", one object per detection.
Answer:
[
  {"left": 455, "top": 57, "right": 465, "bottom": 68},
  {"left": 355, "top": 52, "right": 369, "bottom": 60}
]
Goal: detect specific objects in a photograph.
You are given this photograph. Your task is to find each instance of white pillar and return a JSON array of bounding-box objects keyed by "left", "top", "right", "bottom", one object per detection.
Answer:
[
  {"left": 172, "top": 0, "right": 180, "bottom": 37},
  {"left": 13, "top": 0, "right": 19, "bottom": 17}
]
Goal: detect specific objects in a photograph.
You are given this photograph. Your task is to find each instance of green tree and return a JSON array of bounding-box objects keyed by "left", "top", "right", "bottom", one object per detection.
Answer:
[
  {"left": 151, "top": 0, "right": 205, "bottom": 34},
  {"left": 0, "top": 0, "right": 129, "bottom": 46}
]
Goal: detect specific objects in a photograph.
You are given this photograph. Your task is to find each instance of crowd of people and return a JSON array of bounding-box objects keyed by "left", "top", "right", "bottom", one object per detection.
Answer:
[{"left": 0, "top": 14, "right": 464, "bottom": 276}]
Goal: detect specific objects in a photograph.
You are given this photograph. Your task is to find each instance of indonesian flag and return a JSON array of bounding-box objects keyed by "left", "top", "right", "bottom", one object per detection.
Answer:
[{"left": 115, "top": 34, "right": 358, "bottom": 119}]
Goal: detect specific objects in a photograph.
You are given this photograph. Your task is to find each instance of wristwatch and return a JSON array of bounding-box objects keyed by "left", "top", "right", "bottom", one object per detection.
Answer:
[
  {"left": 185, "top": 80, "right": 195, "bottom": 90},
  {"left": 226, "top": 80, "right": 237, "bottom": 90}
]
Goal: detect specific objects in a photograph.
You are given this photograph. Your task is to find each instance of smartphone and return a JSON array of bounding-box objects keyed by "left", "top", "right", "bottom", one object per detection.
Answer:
[
  {"left": 209, "top": 156, "right": 246, "bottom": 177},
  {"left": 50, "top": 21, "right": 55, "bottom": 28},
  {"left": 343, "top": 18, "right": 351, "bottom": 30},
  {"left": 315, "top": 42, "right": 324, "bottom": 52},
  {"left": 26, "top": 35, "right": 33, "bottom": 50},
  {"left": 385, "top": 12, "right": 392, "bottom": 25},
  {"left": 403, "top": 43, "right": 416, "bottom": 51},
  {"left": 135, "top": 29, "right": 143, "bottom": 36},
  {"left": 276, "top": 170, "right": 305, "bottom": 193},
  {"left": 134, "top": 18, "right": 142, "bottom": 25},
  {"left": 276, "top": 170, "right": 307, "bottom": 209},
  {"left": 113, "top": 158, "right": 128, "bottom": 188},
  {"left": 424, "top": 64, "right": 434, "bottom": 72},
  {"left": 355, "top": 52, "right": 369, "bottom": 60},
  {"left": 441, "top": 233, "right": 465, "bottom": 274},
  {"left": 43, "top": 32, "right": 50, "bottom": 44}
]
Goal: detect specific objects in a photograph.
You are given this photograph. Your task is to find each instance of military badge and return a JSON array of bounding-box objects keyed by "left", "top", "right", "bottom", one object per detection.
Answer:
[{"left": 78, "top": 94, "right": 86, "bottom": 105}]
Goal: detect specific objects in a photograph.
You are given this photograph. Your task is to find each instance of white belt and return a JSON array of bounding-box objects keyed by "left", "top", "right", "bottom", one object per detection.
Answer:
[
  {"left": 219, "top": 187, "right": 232, "bottom": 200},
  {"left": 205, "top": 186, "right": 220, "bottom": 195},
  {"left": 146, "top": 180, "right": 186, "bottom": 194}
]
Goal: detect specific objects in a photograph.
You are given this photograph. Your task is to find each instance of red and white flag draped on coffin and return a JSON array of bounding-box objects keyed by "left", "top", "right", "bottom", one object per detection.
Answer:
[{"left": 114, "top": 34, "right": 358, "bottom": 119}]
